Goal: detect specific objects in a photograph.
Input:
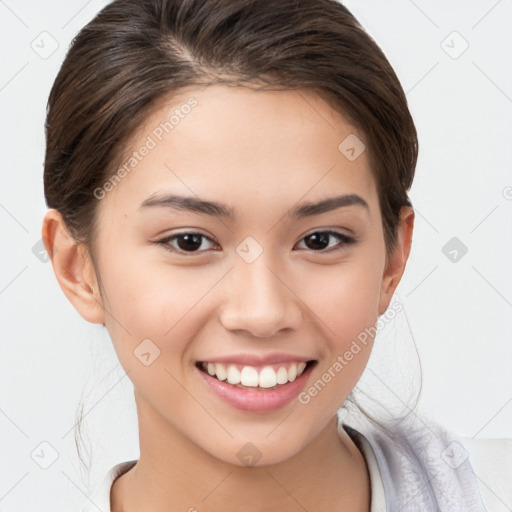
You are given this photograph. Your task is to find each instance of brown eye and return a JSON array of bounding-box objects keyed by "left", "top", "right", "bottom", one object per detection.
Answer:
[
  {"left": 297, "top": 230, "right": 355, "bottom": 252},
  {"left": 156, "top": 232, "right": 218, "bottom": 254}
]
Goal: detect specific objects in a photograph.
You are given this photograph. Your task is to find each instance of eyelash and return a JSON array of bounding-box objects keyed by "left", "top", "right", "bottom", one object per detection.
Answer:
[{"left": 154, "top": 230, "right": 356, "bottom": 255}]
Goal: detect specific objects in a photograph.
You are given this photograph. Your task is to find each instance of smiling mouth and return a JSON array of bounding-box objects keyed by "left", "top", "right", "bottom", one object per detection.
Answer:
[{"left": 196, "top": 360, "right": 317, "bottom": 390}]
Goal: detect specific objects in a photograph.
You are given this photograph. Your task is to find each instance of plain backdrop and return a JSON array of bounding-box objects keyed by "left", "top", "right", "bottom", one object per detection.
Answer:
[{"left": 0, "top": 0, "right": 511, "bottom": 510}]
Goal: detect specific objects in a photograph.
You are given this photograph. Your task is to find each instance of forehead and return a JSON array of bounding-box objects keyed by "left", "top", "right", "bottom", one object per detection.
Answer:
[{"left": 100, "top": 84, "right": 378, "bottom": 219}]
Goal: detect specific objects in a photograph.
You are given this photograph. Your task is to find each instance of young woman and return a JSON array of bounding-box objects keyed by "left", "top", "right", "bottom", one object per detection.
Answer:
[{"left": 41, "top": 1, "right": 487, "bottom": 510}]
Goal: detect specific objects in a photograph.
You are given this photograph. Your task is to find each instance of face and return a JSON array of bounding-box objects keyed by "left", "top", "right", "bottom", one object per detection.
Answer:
[{"left": 60, "top": 84, "right": 408, "bottom": 466}]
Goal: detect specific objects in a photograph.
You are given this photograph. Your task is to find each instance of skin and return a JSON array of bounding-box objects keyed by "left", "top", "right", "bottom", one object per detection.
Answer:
[{"left": 43, "top": 84, "right": 414, "bottom": 511}]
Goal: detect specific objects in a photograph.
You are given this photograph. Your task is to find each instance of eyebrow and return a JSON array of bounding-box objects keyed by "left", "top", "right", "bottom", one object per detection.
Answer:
[{"left": 138, "top": 192, "right": 369, "bottom": 219}]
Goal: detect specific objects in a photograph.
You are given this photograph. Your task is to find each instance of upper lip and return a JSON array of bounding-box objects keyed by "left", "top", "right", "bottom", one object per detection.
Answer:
[{"left": 197, "top": 353, "right": 315, "bottom": 366}]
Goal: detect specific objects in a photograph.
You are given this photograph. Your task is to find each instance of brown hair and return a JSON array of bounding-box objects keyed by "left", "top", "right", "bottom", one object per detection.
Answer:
[
  {"left": 43, "top": 0, "right": 420, "bottom": 471},
  {"left": 44, "top": 0, "right": 417, "bottom": 261}
]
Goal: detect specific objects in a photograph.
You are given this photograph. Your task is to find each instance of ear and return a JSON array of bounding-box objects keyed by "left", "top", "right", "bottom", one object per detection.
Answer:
[
  {"left": 378, "top": 206, "right": 415, "bottom": 315},
  {"left": 42, "top": 209, "right": 106, "bottom": 324}
]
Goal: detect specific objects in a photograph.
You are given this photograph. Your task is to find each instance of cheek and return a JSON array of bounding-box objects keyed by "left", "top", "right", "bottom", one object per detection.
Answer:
[
  {"left": 301, "top": 255, "right": 383, "bottom": 388},
  {"left": 307, "top": 256, "right": 382, "bottom": 337},
  {"left": 99, "top": 256, "right": 222, "bottom": 370},
  {"left": 294, "top": 268, "right": 380, "bottom": 417}
]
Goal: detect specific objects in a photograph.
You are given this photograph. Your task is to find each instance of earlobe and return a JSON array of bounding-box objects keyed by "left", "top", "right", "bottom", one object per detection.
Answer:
[
  {"left": 378, "top": 206, "right": 415, "bottom": 315},
  {"left": 42, "top": 209, "right": 106, "bottom": 325}
]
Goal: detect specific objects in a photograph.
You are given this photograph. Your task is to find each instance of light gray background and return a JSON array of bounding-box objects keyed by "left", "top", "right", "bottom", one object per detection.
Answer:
[{"left": 1, "top": 0, "right": 511, "bottom": 510}]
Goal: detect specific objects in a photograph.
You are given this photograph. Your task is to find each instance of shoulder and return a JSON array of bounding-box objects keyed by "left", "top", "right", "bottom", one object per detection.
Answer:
[
  {"left": 81, "top": 460, "right": 137, "bottom": 512},
  {"left": 343, "top": 411, "right": 489, "bottom": 512}
]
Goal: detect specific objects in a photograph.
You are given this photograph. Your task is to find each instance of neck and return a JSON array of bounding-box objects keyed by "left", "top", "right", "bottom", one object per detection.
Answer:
[{"left": 111, "top": 396, "right": 370, "bottom": 512}]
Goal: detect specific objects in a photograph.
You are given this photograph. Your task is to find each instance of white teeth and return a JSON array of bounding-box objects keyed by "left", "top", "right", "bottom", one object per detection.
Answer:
[
  {"left": 227, "top": 365, "right": 241, "bottom": 385},
  {"left": 288, "top": 364, "right": 297, "bottom": 382},
  {"left": 276, "top": 367, "right": 289, "bottom": 385},
  {"left": 240, "top": 366, "right": 259, "bottom": 387},
  {"left": 215, "top": 363, "right": 227, "bottom": 381},
  {"left": 202, "top": 361, "right": 310, "bottom": 388},
  {"left": 259, "top": 366, "right": 277, "bottom": 388}
]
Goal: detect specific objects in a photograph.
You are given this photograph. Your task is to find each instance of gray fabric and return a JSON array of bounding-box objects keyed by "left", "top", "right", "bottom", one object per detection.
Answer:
[{"left": 343, "top": 411, "right": 488, "bottom": 512}]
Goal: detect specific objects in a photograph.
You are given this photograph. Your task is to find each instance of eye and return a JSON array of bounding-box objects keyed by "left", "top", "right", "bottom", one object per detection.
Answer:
[
  {"left": 155, "top": 232, "right": 219, "bottom": 255},
  {"left": 295, "top": 230, "right": 356, "bottom": 252},
  {"left": 154, "top": 229, "right": 355, "bottom": 256}
]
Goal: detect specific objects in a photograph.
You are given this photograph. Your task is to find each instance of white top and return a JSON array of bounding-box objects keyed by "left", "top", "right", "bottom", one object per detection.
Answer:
[{"left": 81, "top": 412, "right": 487, "bottom": 512}]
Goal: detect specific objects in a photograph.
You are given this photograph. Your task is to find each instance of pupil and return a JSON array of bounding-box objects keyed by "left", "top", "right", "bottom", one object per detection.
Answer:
[
  {"left": 306, "top": 232, "right": 329, "bottom": 250},
  {"left": 178, "top": 234, "right": 202, "bottom": 251}
]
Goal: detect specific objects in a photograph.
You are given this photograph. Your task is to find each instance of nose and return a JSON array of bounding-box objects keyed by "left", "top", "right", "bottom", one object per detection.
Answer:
[{"left": 219, "top": 256, "right": 303, "bottom": 338}]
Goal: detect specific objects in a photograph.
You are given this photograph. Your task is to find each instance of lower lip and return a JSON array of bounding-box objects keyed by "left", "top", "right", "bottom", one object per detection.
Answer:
[{"left": 196, "top": 362, "right": 315, "bottom": 413}]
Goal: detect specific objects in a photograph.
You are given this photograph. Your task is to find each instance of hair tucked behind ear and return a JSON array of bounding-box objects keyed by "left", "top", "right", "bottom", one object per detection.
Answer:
[{"left": 43, "top": 0, "right": 420, "bottom": 473}]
